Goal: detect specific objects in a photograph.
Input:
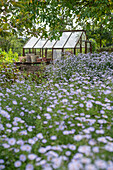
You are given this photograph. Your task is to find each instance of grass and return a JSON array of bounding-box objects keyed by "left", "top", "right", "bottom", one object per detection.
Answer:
[{"left": 0, "top": 51, "right": 113, "bottom": 170}]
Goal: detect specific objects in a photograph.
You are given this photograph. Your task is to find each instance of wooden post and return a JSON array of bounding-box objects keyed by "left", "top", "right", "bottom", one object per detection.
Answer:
[
  {"left": 42, "top": 49, "right": 43, "bottom": 58},
  {"left": 35, "top": 49, "right": 36, "bottom": 55},
  {"left": 90, "top": 42, "right": 92, "bottom": 53},
  {"left": 40, "top": 49, "right": 41, "bottom": 58},
  {"left": 45, "top": 48, "right": 47, "bottom": 58},
  {"left": 80, "top": 38, "right": 82, "bottom": 53},
  {"left": 74, "top": 48, "right": 76, "bottom": 55},
  {"left": 52, "top": 49, "right": 53, "bottom": 61},
  {"left": 23, "top": 48, "right": 25, "bottom": 56},
  {"left": 85, "top": 41, "right": 87, "bottom": 54},
  {"left": 32, "top": 48, "right": 34, "bottom": 54},
  {"left": 62, "top": 48, "right": 64, "bottom": 59}
]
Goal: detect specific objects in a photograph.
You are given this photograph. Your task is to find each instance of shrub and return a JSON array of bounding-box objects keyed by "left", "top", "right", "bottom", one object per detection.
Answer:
[
  {"left": 97, "top": 45, "right": 113, "bottom": 52},
  {"left": 0, "top": 48, "right": 19, "bottom": 63},
  {"left": 89, "top": 38, "right": 97, "bottom": 52}
]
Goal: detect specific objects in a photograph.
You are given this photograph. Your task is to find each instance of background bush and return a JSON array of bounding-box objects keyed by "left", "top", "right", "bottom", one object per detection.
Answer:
[{"left": 0, "top": 48, "right": 19, "bottom": 63}]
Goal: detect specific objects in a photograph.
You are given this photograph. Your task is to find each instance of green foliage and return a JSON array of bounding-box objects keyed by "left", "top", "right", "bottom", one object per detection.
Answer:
[
  {"left": 0, "top": 35, "right": 26, "bottom": 55},
  {"left": 89, "top": 38, "right": 97, "bottom": 52},
  {"left": 22, "top": 63, "right": 47, "bottom": 85},
  {"left": 97, "top": 45, "right": 113, "bottom": 53},
  {"left": 0, "top": 48, "right": 19, "bottom": 62},
  {"left": 0, "top": 0, "right": 113, "bottom": 50},
  {"left": 0, "top": 0, "right": 113, "bottom": 37},
  {"left": 0, "top": 62, "right": 20, "bottom": 87},
  {"left": 86, "top": 26, "right": 113, "bottom": 49}
]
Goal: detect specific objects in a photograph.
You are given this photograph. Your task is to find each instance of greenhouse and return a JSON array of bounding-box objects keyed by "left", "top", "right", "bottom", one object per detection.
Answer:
[{"left": 23, "top": 30, "right": 92, "bottom": 62}]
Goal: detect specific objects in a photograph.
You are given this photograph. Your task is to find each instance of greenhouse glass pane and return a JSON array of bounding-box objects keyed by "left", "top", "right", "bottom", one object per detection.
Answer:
[
  {"left": 82, "top": 32, "right": 86, "bottom": 41},
  {"left": 64, "top": 31, "right": 82, "bottom": 48},
  {"left": 82, "top": 42, "right": 85, "bottom": 47},
  {"left": 23, "top": 37, "right": 39, "bottom": 48},
  {"left": 34, "top": 38, "right": 48, "bottom": 48},
  {"left": 76, "top": 41, "right": 80, "bottom": 48},
  {"left": 87, "top": 42, "right": 90, "bottom": 48},
  {"left": 53, "top": 49, "right": 62, "bottom": 61},
  {"left": 54, "top": 32, "right": 71, "bottom": 48},
  {"left": 44, "top": 39, "right": 56, "bottom": 48}
]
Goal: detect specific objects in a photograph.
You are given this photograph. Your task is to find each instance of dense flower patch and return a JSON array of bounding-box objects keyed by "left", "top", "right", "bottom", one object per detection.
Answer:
[{"left": 0, "top": 52, "right": 113, "bottom": 170}]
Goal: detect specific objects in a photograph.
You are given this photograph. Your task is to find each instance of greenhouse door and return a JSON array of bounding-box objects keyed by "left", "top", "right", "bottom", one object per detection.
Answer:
[{"left": 53, "top": 49, "right": 62, "bottom": 61}]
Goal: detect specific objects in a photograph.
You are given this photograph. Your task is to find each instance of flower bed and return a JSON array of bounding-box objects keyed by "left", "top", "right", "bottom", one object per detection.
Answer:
[{"left": 0, "top": 52, "right": 113, "bottom": 170}]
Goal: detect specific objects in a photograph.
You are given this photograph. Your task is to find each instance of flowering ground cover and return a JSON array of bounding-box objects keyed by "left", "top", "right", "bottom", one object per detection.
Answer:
[{"left": 0, "top": 52, "right": 113, "bottom": 170}]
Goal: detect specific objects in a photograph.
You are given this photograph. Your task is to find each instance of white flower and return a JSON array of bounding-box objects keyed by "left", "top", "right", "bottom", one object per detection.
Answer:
[
  {"left": 38, "top": 147, "right": 47, "bottom": 153},
  {"left": 23, "top": 97, "right": 27, "bottom": 100},
  {"left": 97, "top": 137, "right": 107, "bottom": 143},
  {"left": 0, "top": 124, "right": 4, "bottom": 130},
  {"left": 42, "top": 164, "right": 52, "bottom": 170},
  {"left": 19, "top": 154, "right": 26, "bottom": 162},
  {"left": 65, "top": 151, "right": 71, "bottom": 156},
  {"left": 14, "top": 117, "right": 21, "bottom": 122},
  {"left": 73, "top": 153, "right": 83, "bottom": 159},
  {"left": 104, "top": 90, "right": 111, "bottom": 94},
  {"left": 6, "top": 88, "right": 11, "bottom": 93},
  {"left": 12, "top": 100, "right": 17, "bottom": 105},
  {"left": 85, "top": 164, "right": 97, "bottom": 170},
  {"left": 78, "top": 145, "right": 91, "bottom": 156},
  {"left": 63, "top": 130, "right": 69, "bottom": 135},
  {"left": 68, "top": 144, "right": 76, "bottom": 150},
  {"left": 98, "top": 119, "right": 107, "bottom": 124},
  {"left": 52, "top": 145, "right": 62, "bottom": 151},
  {"left": 52, "top": 157, "right": 62, "bottom": 169},
  {"left": 88, "top": 139, "right": 96, "bottom": 145},
  {"left": 92, "top": 146, "right": 99, "bottom": 153},
  {"left": 95, "top": 159, "right": 107, "bottom": 169},
  {"left": 74, "top": 135, "right": 83, "bottom": 141},
  {"left": 86, "top": 101, "right": 93, "bottom": 108},
  {"left": 47, "top": 107, "right": 52, "bottom": 112},
  {"left": 8, "top": 138, "right": 16, "bottom": 145},
  {"left": 79, "top": 103, "right": 84, "bottom": 107},
  {"left": 14, "top": 161, "right": 21, "bottom": 167},
  {"left": 0, "top": 93, "right": 4, "bottom": 96},
  {"left": 0, "top": 159, "right": 4, "bottom": 163},
  {"left": 14, "top": 148, "right": 19, "bottom": 153},
  {"left": 25, "top": 164, "right": 34, "bottom": 170},
  {"left": 17, "top": 139, "right": 24, "bottom": 145},
  {"left": 28, "top": 139, "right": 35, "bottom": 145},
  {"left": 50, "top": 136, "right": 57, "bottom": 140},
  {"left": 61, "top": 99, "right": 68, "bottom": 103},
  {"left": 0, "top": 110, "right": 10, "bottom": 119},
  {"left": 20, "top": 144, "right": 32, "bottom": 152},
  {"left": 68, "top": 161, "right": 83, "bottom": 170},
  {"left": 96, "top": 129, "right": 104, "bottom": 134},
  {"left": 72, "top": 101, "right": 78, "bottom": 104},
  {"left": 2, "top": 143, "right": 10, "bottom": 148},
  {"left": 37, "top": 133, "right": 43, "bottom": 139},
  {"left": 80, "top": 157, "right": 91, "bottom": 164},
  {"left": 42, "top": 139, "right": 47, "bottom": 143},
  {"left": 104, "top": 143, "right": 113, "bottom": 152},
  {"left": 0, "top": 165, "right": 5, "bottom": 169},
  {"left": 95, "top": 101, "right": 102, "bottom": 105},
  {"left": 28, "top": 154, "right": 37, "bottom": 160},
  {"left": 6, "top": 123, "right": 12, "bottom": 128}
]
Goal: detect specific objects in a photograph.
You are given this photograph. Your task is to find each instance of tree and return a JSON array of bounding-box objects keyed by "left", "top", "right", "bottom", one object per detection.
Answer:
[
  {"left": 0, "top": 0, "right": 113, "bottom": 44},
  {"left": 0, "top": 34, "right": 27, "bottom": 55}
]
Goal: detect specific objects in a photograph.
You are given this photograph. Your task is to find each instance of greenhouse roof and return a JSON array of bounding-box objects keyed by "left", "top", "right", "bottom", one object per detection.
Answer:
[{"left": 23, "top": 30, "right": 86, "bottom": 49}]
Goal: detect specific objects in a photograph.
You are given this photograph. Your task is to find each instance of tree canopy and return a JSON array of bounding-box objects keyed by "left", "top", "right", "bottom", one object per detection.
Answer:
[{"left": 0, "top": 0, "right": 113, "bottom": 42}]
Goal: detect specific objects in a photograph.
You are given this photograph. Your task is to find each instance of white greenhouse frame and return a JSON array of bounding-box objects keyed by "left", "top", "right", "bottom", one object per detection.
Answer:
[{"left": 23, "top": 30, "right": 92, "bottom": 62}]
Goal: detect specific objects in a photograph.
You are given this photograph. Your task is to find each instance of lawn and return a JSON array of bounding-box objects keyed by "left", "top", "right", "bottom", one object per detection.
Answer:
[{"left": 0, "top": 52, "right": 113, "bottom": 170}]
